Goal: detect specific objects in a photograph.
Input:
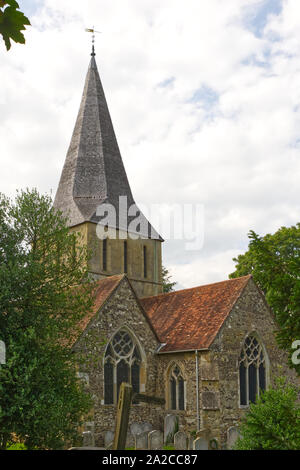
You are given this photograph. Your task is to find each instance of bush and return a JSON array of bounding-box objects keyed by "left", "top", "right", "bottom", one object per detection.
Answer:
[{"left": 235, "top": 378, "right": 300, "bottom": 450}]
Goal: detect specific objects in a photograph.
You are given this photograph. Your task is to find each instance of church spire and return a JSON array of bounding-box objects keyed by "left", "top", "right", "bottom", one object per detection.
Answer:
[
  {"left": 54, "top": 51, "right": 163, "bottom": 296},
  {"left": 54, "top": 52, "right": 137, "bottom": 228}
]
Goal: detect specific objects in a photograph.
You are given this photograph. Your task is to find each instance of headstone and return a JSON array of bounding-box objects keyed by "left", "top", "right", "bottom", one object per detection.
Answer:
[
  {"left": 130, "top": 422, "right": 144, "bottom": 436},
  {"left": 148, "top": 430, "right": 163, "bottom": 450},
  {"left": 174, "top": 431, "right": 188, "bottom": 450},
  {"left": 104, "top": 431, "right": 114, "bottom": 448},
  {"left": 0, "top": 340, "right": 5, "bottom": 365},
  {"left": 188, "top": 435, "right": 194, "bottom": 450},
  {"left": 82, "top": 431, "right": 94, "bottom": 447},
  {"left": 77, "top": 372, "right": 89, "bottom": 386},
  {"left": 82, "top": 422, "right": 95, "bottom": 447},
  {"left": 227, "top": 426, "right": 240, "bottom": 449},
  {"left": 193, "top": 437, "right": 209, "bottom": 450},
  {"left": 209, "top": 438, "right": 219, "bottom": 450},
  {"left": 126, "top": 432, "right": 135, "bottom": 449},
  {"left": 135, "top": 431, "right": 148, "bottom": 450},
  {"left": 164, "top": 414, "right": 178, "bottom": 443},
  {"left": 141, "top": 422, "right": 153, "bottom": 433}
]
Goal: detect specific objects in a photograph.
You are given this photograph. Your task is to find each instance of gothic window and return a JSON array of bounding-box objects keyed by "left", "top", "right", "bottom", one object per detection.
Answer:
[
  {"left": 104, "top": 329, "right": 141, "bottom": 404},
  {"left": 239, "top": 335, "right": 266, "bottom": 406},
  {"left": 169, "top": 365, "right": 185, "bottom": 410}
]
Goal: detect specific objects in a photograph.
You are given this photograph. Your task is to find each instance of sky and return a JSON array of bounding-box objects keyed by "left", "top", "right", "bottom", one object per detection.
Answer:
[{"left": 1, "top": 0, "right": 300, "bottom": 290}]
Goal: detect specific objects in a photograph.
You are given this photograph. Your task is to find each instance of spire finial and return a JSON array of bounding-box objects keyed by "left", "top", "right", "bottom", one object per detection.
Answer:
[{"left": 85, "top": 27, "right": 101, "bottom": 56}]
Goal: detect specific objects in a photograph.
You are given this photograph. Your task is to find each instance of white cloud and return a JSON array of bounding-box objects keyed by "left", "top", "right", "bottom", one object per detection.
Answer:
[{"left": 1, "top": 0, "right": 300, "bottom": 288}]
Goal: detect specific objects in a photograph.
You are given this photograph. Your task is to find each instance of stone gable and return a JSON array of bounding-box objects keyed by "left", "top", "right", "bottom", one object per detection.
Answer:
[{"left": 73, "top": 276, "right": 162, "bottom": 446}]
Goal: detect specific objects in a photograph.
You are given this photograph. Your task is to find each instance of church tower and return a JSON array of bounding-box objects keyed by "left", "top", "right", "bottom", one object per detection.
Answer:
[{"left": 54, "top": 48, "right": 163, "bottom": 297}]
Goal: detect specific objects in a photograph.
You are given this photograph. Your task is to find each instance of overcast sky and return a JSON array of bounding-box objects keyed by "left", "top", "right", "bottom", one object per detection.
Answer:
[{"left": 1, "top": 0, "right": 300, "bottom": 290}]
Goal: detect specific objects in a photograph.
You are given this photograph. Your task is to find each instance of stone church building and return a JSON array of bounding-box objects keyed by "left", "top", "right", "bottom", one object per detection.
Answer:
[{"left": 53, "top": 49, "right": 298, "bottom": 448}]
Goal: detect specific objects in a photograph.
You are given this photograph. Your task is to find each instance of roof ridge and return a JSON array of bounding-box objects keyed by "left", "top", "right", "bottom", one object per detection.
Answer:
[{"left": 141, "top": 274, "right": 252, "bottom": 302}]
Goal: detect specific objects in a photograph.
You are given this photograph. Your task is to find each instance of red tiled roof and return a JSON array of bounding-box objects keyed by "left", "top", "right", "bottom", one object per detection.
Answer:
[{"left": 141, "top": 275, "right": 251, "bottom": 352}]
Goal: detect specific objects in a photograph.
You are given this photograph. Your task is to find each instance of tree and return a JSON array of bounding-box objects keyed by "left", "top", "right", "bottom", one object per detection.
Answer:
[
  {"left": 0, "top": 1, "right": 30, "bottom": 51},
  {"left": 230, "top": 225, "right": 300, "bottom": 375},
  {"left": 235, "top": 378, "right": 300, "bottom": 450},
  {"left": 161, "top": 265, "right": 176, "bottom": 293},
  {"left": 0, "top": 189, "right": 94, "bottom": 449}
]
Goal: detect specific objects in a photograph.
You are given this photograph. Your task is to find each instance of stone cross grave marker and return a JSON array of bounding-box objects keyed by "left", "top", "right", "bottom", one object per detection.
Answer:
[
  {"left": 113, "top": 383, "right": 165, "bottom": 450},
  {"left": 113, "top": 383, "right": 133, "bottom": 450}
]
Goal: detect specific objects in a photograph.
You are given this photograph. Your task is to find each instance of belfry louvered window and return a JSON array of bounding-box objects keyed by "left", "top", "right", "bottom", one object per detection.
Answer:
[
  {"left": 169, "top": 365, "right": 185, "bottom": 410},
  {"left": 239, "top": 335, "right": 266, "bottom": 406},
  {"left": 104, "top": 329, "right": 141, "bottom": 404}
]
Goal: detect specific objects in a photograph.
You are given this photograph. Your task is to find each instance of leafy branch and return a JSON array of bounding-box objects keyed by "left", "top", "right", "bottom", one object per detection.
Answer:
[{"left": 0, "top": 1, "right": 30, "bottom": 51}]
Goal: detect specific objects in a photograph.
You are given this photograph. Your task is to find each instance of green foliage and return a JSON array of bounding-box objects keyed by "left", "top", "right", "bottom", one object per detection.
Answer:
[
  {"left": 230, "top": 225, "right": 300, "bottom": 374},
  {"left": 162, "top": 265, "right": 176, "bottom": 293},
  {"left": 0, "top": 1, "right": 30, "bottom": 50},
  {"left": 7, "top": 442, "right": 27, "bottom": 450},
  {"left": 235, "top": 378, "right": 300, "bottom": 450},
  {"left": 0, "top": 189, "right": 94, "bottom": 449}
]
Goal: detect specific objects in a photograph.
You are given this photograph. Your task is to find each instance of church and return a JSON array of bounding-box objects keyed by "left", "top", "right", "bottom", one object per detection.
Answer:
[{"left": 53, "top": 47, "right": 298, "bottom": 448}]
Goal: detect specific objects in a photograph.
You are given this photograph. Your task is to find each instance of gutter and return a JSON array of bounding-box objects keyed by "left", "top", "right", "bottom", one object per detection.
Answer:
[{"left": 156, "top": 347, "right": 208, "bottom": 355}]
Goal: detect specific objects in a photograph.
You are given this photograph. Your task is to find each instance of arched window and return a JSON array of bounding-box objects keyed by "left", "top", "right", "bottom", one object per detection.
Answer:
[
  {"left": 239, "top": 335, "right": 266, "bottom": 406},
  {"left": 169, "top": 364, "right": 185, "bottom": 410},
  {"left": 104, "top": 329, "right": 141, "bottom": 404}
]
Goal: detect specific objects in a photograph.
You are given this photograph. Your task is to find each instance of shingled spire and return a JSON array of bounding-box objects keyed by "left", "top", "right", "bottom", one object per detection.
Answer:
[{"left": 54, "top": 52, "right": 160, "bottom": 238}]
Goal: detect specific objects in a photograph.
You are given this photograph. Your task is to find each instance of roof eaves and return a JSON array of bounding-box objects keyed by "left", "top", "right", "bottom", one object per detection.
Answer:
[{"left": 157, "top": 347, "right": 209, "bottom": 354}]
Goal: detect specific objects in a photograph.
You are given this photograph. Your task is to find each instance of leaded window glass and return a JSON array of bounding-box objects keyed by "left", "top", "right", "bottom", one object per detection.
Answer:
[
  {"left": 239, "top": 335, "right": 266, "bottom": 406},
  {"left": 104, "top": 329, "right": 141, "bottom": 404},
  {"left": 169, "top": 365, "right": 185, "bottom": 410}
]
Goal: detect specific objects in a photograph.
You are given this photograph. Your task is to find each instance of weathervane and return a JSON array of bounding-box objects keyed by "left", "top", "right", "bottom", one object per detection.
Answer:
[{"left": 85, "top": 27, "right": 101, "bottom": 56}]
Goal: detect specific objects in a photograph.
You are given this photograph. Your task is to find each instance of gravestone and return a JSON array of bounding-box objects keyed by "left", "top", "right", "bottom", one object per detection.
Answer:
[
  {"left": 174, "top": 431, "right": 188, "bottom": 450},
  {"left": 82, "top": 422, "right": 95, "bottom": 447},
  {"left": 188, "top": 435, "right": 194, "bottom": 450},
  {"left": 135, "top": 431, "right": 148, "bottom": 450},
  {"left": 0, "top": 340, "right": 5, "bottom": 365},
  {"left": 82, "top": 431, "right": 94, "bottom": 447},
  {"left": 193, "top": 437, "right": 209, "bottom": 450},
  {"left": 142, "top": 422, "right": 153, "bottom": 433},
  {"left": 209, "top": 438, "right": 219, "bottom": 450},
  {"left": 164, "top": 414, "right": 178, "bottom": 443},
  {"left": 148, "top": 430, "right": 163, "bottom": 450},
  {"left": 227, "top": 426, "right": 240, "bottom": 449},
  {"left": 130, "top": 422, "right": 143, "bottom": 437},
  {"left": 104, "top": 431, "right": 114, "bottom": 449}
]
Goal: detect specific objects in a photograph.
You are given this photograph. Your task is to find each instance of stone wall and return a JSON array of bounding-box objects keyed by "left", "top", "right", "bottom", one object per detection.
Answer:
[
  {"left": 86, "top": 222, "right": 163, "bottom": 298},
  {"left": 155, "top": 352, "right": 199, "bottom": 433},
  {"left": 210, "top": 277, "right": 299, "bottom": 446},
  {"left": 153, "top": 279, "right": 299, "bottom": 447},
  {"left": 73, "top": 276, "right": 164, "bottom": 446}
]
